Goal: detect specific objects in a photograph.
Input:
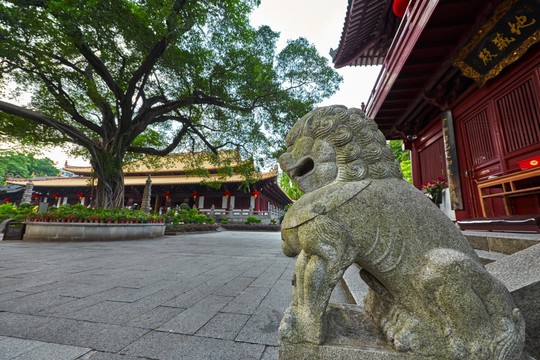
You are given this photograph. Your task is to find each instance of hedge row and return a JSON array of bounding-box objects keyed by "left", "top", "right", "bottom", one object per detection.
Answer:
[
  {"left": 220, "top": 223, "right": 281, "bottom": 231},
  {"left": 164, "top": 223, "right": 281, "bottom": 234}
]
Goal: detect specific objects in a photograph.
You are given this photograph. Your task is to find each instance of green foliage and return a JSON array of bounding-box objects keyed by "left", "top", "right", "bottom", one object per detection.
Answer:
[
  {"left": 279, "top": 171, "right": 303, "bottom": 200},
  {"left": 179, "top": 203, "right": 191, "bottom": 210},
  {"left": 245, "top": 216, "right": 261, "bottom": 224},
  {"left": 0, "top": 152, "right": 59, "bottom": 182},
  {"left": 0, "top": 0, "right": 342, "bottom": 208},
  {"left": 388, "top": 140, "right": 412, "bottom": 183},
  {"left": 0, "top": 202, "right": 36, "bottom": 222},
  {"left": 220, "top": 218, "right": 229, "bottom": 224},
  {"left": 25, "top": 204, "right": 165, "bottom": 223},
  {"left": 166, "top": 207, "right": 213, "bottom": 224},
  {"left": 269, "top": 218, "right": 277, "bottom": 225}
]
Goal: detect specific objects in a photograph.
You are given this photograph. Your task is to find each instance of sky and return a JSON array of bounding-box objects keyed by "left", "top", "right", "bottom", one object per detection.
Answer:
[{"left": 37, "top": 0, "right": 381, "bottom": 168}]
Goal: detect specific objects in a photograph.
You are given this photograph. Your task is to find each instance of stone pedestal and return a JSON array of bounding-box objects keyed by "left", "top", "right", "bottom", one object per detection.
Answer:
[
  {"left": 487, "top": 243, "right": 540, "bottom": 359},
  {"left": 279, "top": 303, "right": 536, "bottom": 360},
  {"left": 279, "top": 304, "right": 428, "bottom": 360},
  {"left": 279, "top": 304, "right": 535, "bottom": 360}
]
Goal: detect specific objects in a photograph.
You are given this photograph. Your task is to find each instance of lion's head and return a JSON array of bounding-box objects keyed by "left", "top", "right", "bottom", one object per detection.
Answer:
[{"left": 279, "top": 105, "right": 402, "bottom": 193}]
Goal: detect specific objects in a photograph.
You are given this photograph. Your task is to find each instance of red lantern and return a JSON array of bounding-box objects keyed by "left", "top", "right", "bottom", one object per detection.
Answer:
[
  {"left": 393, "top": 0, "right": 408, "bottom": 17},
  {"left": 3, "top": 198, "right": 11, "bottom": 203},
  {"left": 164, "top": 191, "right": 171, "bottom": 200},
  {"left": 252, "top": 190, "right": 260, "bottom": 199},
  {"left": 53, "top": 193, "right": 61, "bottom": 200},
  {"left": 77, "top": 192, "right": 85, "bottom": 200},
  {"left": 224, "top": 191, "right": 231, "bottom": 198},
  {"left": 192, "top": 191, "right": 199, "bottom": 200},
  {"left": 33, "top": 193, "right": 41, "bottom": 201}
]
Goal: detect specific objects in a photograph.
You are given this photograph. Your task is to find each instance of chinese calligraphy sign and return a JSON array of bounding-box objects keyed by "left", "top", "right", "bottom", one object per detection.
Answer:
[
  {"left": 454, "top": 0, "right": 539, "bottom": 85},
  {"left": 441, "top": 111, "right": 464, "bottom": 210}
]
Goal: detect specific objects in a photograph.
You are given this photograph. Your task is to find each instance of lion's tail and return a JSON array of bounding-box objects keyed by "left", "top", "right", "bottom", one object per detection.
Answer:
[{"left": 492, "top": 308, "right": 526, "bottom": 360}]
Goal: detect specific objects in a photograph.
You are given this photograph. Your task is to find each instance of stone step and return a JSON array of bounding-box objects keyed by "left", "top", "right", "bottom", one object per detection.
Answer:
[
  {"left": 475, "top": 249, "right": 507, "bottom": 264},
  {"left": 463, "top": 230, "right": 540, "bottom": 255},
  {"left": 339, "top": 264, "right": 368, "bottom": 306}
]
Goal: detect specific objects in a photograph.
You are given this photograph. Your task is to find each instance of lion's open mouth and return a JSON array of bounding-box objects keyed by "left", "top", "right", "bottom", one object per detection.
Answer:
[{"left": 291, "top": 157, "right": 314, "bottom": 178}]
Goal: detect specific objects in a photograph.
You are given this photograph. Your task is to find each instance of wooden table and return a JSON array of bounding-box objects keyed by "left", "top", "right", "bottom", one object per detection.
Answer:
[{"left": 477, "top": 166, "right": 540, "bottom": 217}]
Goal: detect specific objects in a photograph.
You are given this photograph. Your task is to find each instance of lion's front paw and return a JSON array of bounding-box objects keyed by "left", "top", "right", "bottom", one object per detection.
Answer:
[
  {"left": 381, "top": 306, "right": 423, "bottom": 352},
  {"left": 279, "top": 306, "right": 326, "bottom": 344}
]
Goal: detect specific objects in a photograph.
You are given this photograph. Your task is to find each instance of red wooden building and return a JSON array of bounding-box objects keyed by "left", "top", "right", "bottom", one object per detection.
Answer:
[
  {"left": 6, "top": 153, "right": 291, "bottom": 223},
  {"left": 332, "top": 0, "right": 540, "bottom": 231}
]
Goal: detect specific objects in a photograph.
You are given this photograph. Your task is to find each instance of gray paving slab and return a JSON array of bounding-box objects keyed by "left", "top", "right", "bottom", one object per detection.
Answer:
[
  {"left": 0, "top": 312, "right": 56, "bottom": 339},
  {"left": 235, "top": 278, "right": 294, "bottom": 346},
  {"left": 160, "top": 294, "right": 234, "bottom": 334},
  {"left": 0, "top": 292, "right": 78, "bottom": 314},
  {"left": 195, "top": 312, "right": 251, "bottom": 340},
  {"left": 30, "top": 318, "right": 149, "bottom": 352},
  {"left": 0, "top": 231, "right": 351, "bottom": 360},
  {"left": 212, "top": 275, "right": 256, "bottom": 297},
  {"left": 261, "top": 345, "right": 279, "bottom": 360},
  {"left": 125, "top": 305, "right": 185, "bottom": 329},
  {"left": 159, "top": 334, "right": 266, "bottom": 360},
  {"left": 68, "top": 300, "right": 129, "bottom": 321},
  {"left": 11, "top": 341, "right": 92, "bottom": 360},
  {"left": 120, "top": 330, "right": 181, "bottom": 358},
  {"left": 123, "top": 329, "right": 266, "bottom": 360},
  {"left": 86, "top": 352, "right": 149, "bottom": 360},
  {"left": 0, "top": 337, "right": 43, "bottom": 359},
  {"left": 0, "top": 336, "right": 91, "bottom": 360}
]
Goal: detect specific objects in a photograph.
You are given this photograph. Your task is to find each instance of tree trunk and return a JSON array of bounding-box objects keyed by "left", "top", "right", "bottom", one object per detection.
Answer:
[{"left": 90, "top": 150, "right": 125, "bottom": 209}]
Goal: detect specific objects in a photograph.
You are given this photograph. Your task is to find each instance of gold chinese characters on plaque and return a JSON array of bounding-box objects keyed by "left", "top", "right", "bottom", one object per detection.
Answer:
[{"left": 454, "top": 0, "right": 539, "bottom": 85}]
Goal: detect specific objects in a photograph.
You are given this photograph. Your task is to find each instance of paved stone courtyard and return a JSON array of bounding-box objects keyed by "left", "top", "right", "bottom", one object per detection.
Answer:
[{"left": 0, "top": 231, "right": 348, "bottom": 359}]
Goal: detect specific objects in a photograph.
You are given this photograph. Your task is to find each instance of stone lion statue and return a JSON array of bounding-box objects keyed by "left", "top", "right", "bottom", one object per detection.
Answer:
[{"left": 278, "top": 105, "right": 525, "bottom": 359}]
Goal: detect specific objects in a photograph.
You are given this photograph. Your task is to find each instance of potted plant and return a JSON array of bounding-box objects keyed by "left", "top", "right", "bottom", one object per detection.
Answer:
[{"left": 421, "top": 177, "right": 446, "bottom": 205}]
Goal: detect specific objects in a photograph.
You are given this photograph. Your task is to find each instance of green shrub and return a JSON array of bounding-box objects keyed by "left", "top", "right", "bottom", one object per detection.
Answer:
[
  {"left": 245, "top": 216, "right": 261, "bottom": 224},
  {"left": 180, "top": 203, "right": 191, "bottom": 210},
  {"left": 23, "top": 204, "right": 165, "bottom": 223},
  {"left": 0, "top": 203, "right": 36, "bottom": 222},
  {"left": 220, "top": 218, "right": 229, "bottom": 224}
]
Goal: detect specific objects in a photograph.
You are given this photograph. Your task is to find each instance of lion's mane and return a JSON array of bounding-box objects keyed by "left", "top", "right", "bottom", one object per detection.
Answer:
[{"left": 285, "top": 105, "right": 402, "bottom": 182}]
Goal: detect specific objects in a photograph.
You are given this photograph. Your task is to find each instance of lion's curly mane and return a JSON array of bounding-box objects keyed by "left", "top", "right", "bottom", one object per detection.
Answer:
[{"left": 285, "top": 105, "right": 402, "bottom": 182}]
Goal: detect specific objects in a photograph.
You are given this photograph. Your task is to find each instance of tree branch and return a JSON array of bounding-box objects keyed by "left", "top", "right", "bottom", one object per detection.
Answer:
[
  {"left": 132, "top": 95, "right": 197, "bottom": 126},
  {"left": 0, "top": 100, "right": 95, "bottom": 149},
  {"left": 4, "top": 58, "right": 104, "bottom": 137},
  {"left": 189, "top": 124, "right": 218, "bottom": 155},
  {"left": 74, "top": 40, "right": 124, "bottom": 100},
  {"left": 83, "top": 66, "right": 115, "bottom": 133},
  {"left": 127, "top": 123, "right": 190, "bottom": 156}
]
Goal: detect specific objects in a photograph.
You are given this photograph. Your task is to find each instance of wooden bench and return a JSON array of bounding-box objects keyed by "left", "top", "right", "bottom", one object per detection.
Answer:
[{"left": 477, "top": 166, "right": 540, "bottom": 217}]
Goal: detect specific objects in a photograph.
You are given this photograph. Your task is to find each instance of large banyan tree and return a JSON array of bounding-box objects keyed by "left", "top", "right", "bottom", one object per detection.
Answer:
[{"left": 0, "top": 0, "right": 341, "bottom": 208}]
